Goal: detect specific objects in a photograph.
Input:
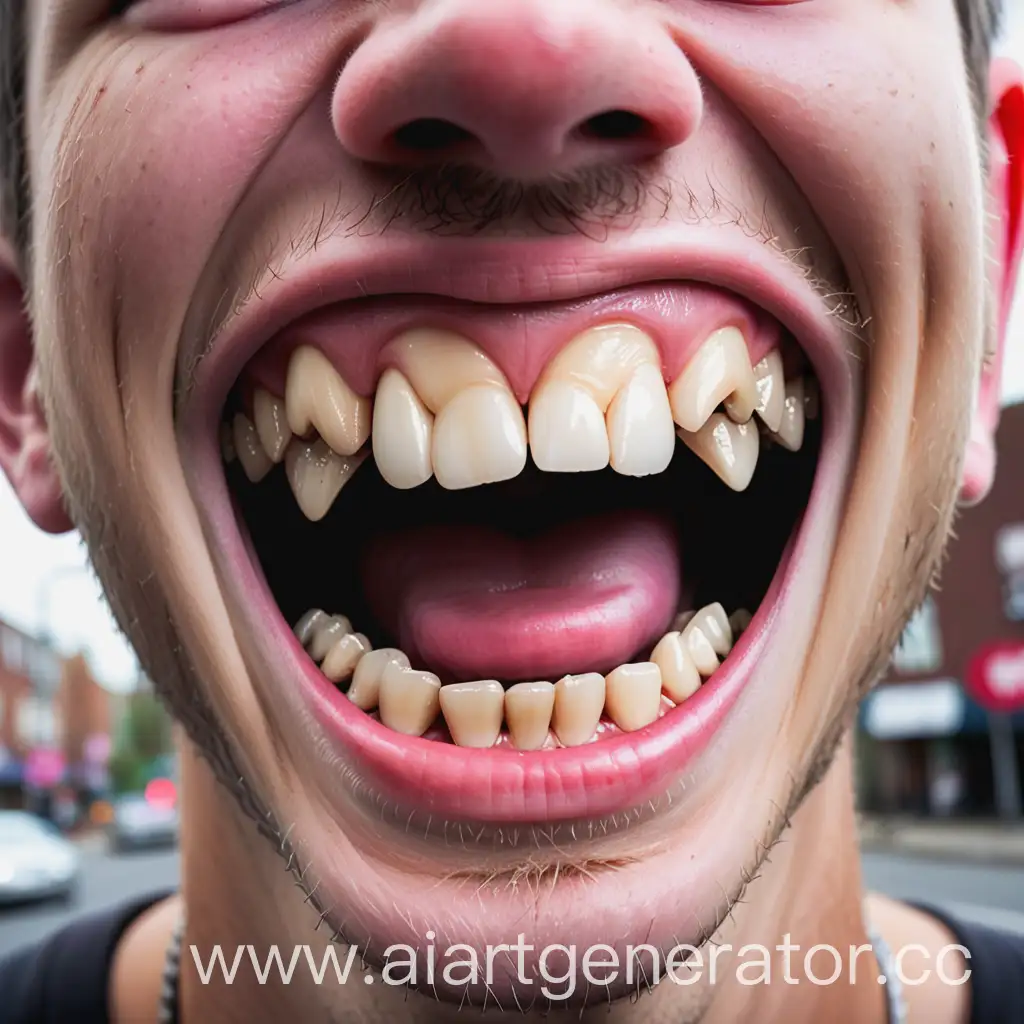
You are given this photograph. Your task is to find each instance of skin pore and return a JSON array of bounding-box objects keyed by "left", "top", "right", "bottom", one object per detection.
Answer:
[{"left": 1, "top": 1, "right": 1023, "bottom": 1022}]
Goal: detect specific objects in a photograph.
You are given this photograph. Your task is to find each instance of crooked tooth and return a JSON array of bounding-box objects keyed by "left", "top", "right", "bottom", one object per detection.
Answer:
[
  {"left": 604, "top": 663, "right": 662, "bottom": 732},
  {"left": 552, "top": 672, "right": 605, "bottom": 747},
  {"left": 607, "top": 363, "right": 675, "bottom": 477},
  {"left": 232, "top": 414, "right": 272, "bottom": 482},
  {"left": 322, "top": 633, "right": 372, "bottom": 683},
  {"left": 772, "top": 378, "right": 806, "bottom": 451},
  {"left": 372, "top": 368, "right": 434, "bottom": 489},
  {"left": 691, "top": 603, "right": 733, "bottom": 657},
  {"left": 432, "top": 384, "right": 527, "bottom": 490},
  {"left": 672, "top": 610, "right": 696, "bottom": 632},
  {"left": 669, "top": 327, "right": 758, "bottom": 432},
  {"left": 677, "top": 413, "right": 759, "bottom": 491},
  {"left": 293, "top": 609, "right": 328, "bottom": 647},
  {"left": 378, "top": 663, "right": 442, "bottom": 736},
  {"left": 651, "top": 633, "right": 702, "bottom": 703},
  {"left": 348, "top": 648, "right": 409, "bottom": 711},
  {"left": 752, "top": 350, "right": 785, "bottom": 433},
  {"left": 528, "top": 380, "right": 609, "bottom": 472},
  {"left": 253, "top": 389, "right": 292, "bottom": 463},
  {"left": 439, "top": 680, "right": 505, "bottom": 748},
  {"left": 729, "top": 608, "right": 753, "bottom": 636},
  {"left": 285, "top": 346, "right": 371, "bottom": 457},
  {"left": 308, "top": 615, "right": 354, "bottom": 663},
  {"left": 285, "top": 438, "right": 367, "bottom": 521},
  {"left": 504, "top": 681, "right": 555, "bottom": 751},
  {"left": 680, "top": 619, "right": 720, "bottom": 678}
]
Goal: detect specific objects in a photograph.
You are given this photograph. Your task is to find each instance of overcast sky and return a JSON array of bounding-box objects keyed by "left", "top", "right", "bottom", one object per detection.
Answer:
[{"left": 3, "top": 19, "right": 1024, "bottom": 692}]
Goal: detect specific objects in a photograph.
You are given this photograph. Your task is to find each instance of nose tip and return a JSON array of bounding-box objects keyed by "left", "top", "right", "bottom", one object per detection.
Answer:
[{"left": 332, "top": 0, "right": 702, "bottom": 179}]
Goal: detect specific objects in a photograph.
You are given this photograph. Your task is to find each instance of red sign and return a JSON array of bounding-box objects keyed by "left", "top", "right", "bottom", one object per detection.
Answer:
[
  {"left": 24, "top": 748, "right": 66, "bottom": 789},
  {"left": 966, "top": 641, "right": 1024, "bottom": 713}
]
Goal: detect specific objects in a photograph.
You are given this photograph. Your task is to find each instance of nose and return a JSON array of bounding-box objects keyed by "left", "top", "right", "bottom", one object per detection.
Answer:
[{"left": 332, "top": 0, "right": 702, "bottom": 179}]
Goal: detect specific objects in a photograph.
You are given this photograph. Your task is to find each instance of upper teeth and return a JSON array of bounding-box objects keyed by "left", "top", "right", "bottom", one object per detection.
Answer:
[{"left": 228, "top": 324, "right": 816, "bottom": 517}]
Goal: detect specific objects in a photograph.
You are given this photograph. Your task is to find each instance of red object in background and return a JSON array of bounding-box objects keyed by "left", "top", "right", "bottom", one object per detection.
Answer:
[
  {"left": 24, "top": 748, "right": 65, "bottom": 789},
  {"left": 144, "top": 778, "right": 177, "bottom": 810},
  {"left": 966, "top": 640, "right": 1024, "bottom": 713}
]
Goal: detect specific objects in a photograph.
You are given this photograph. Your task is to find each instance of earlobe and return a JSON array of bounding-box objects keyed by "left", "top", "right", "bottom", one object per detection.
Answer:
[
  {"left": 0, "top": 240, "right": 73, "bottom": 534},
  {"left": 960, "top": 60, "right": 1024, "bottom": 506}
]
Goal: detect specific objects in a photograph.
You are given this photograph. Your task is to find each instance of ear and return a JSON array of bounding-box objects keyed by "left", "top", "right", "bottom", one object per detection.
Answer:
[
  {"left": 960, "top": 59, "right": 1024, "bottom": 506},
  {"left": 0, "top": 238, "right": 73, "bottom": 533}
]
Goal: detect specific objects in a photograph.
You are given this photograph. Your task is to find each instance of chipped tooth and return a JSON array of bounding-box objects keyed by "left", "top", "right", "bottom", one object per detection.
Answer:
[
  {"left": 729, "top": 608, "right": 753, "bottom": 637},
  {"left": 220, "top": 422, "right": 237, "bottom": 463},
  {"left": 604, "top": 663, "right": 662, "bottom": 732},
  {"left": 308, "top": 615, "right": 354, "bottom": 663},
  {"left": 322, "top": 633, "right": 372, "bottom": 683},
  {"left": 552, "top": 672, "right": 605, "bottom": 747},
  {"left": 378, "top": 663, "right": 442, "bottom": 736},
  {"left": 233, "top": 413, "right": 273, "bottom": 482},
  {"left": 680, "top": 620, "right": 720, "bottom": 678},
  {"left": 677, "top": 413, "right": 760, "bottom": 491},
  {"left": 432, "top": 384, "right": 527, "bottom": 490},
  {"left": 293, "top": 609, "right": 328, "bottom": 647},
  {"left": 504, "top": 681, "right": 556, "bottom": 751},
  {"left": 439, "top": 680, "right": 505, "bottom": 748},
  {"left": 253, "top": 389, "right": 292, "bottom": 463},
  {"left": 651, "top": 633, "right": 702, "bottom": 703},
  {"left": 528, "top": 380, "right": 609, "bottom": 473},
  {"left": 285, "top": 438, "right": 367, "bottom": 522},
  {"left": 607, "top": 364, "right": 675, "bottom": 477},
  {"left": 803, "top": 376, "right": 820, "bottom": 421},
  {"left": 691, "top": 603, "right": 733, "bottom": 657},
  {"left": 669, "top": 327, "right": 758, "bottom": 432},
  {"left": 752, "top": 350, "right": 785, "bottom": 433},
  {"left": 348, "top": 648, "right": 409, "bottom": 711},
  {"left": 772, "top": 378, "right": 806, "bottom": 451},
  {"left": 372, "top": 368, "right": 434, "bottom": 489},
  {"left": 285, "top": 345, "right": 371, "bottom": 457}
]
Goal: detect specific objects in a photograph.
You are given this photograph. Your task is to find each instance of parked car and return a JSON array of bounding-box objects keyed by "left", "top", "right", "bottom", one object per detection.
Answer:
[
  {"left": 0, "top": 811, "right": 81, "bottom": 906},
  {"left": 109, "top": 788, "right": 179, "bottom": 852}
]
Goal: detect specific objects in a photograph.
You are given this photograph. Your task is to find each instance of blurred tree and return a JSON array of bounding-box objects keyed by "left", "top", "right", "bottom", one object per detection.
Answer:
[{"left": 108, "top": 692, "right": 173, "bottom": 793}]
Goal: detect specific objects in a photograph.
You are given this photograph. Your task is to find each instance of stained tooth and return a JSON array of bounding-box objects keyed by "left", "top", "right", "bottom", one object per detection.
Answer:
[
  {"left": 308, "top": 615, "right": 354, "bottom": 663},
  {"left": 285, "top": 345, "right": 371, "bottom": 457},
  {"left": 552, "top": 672, "right": 605, "bottom": 747},
  {"left": 432, "top": 384, "right": 527, "bottom": 490},
  {"left": 672, "top": 610, "right": 696, "bottom": 632},
  {"left": 253, "top": 389, "right": 292, "bottom": 463},
  {"left": 348, "top": 648, "right": 409, "bottom": 711},
  {"left": 285, "top": 438, "right": 367, "bottom": 521},
  {"left": 669, "top": 327, "right": 758, "bottom": 432},
  {"left": 680, "top": 620, "right": 720, "bottom": 678},
  {"left": 752, "top": 350, "right": 785, "bottom": 433},
  {"left": 504, "top": 681, "right": 555, "bottom": 751},
  {"left": 803, "top": 376, "right": 820, "bottom": 420},
  {"left": 677, "top": 413, "right": 760, "bottom": 491},
  {"left": 439, "top": 680, "right": 505, "bottom": 748},
  {"left": 372, "top": 368, "right": 434, "bottom": 489},
  {"left": 322, "top": 633, "right": 372, "bottom": 683},
  {"left": 220, "top": 422, "right": 237, "bottom": 463},
  {"left": 378, "top": 663, "right": 442, "bottom": 736},
  {"left": 604, "top": 663, "right": 662, "bottom": 732},
  {"left": 772, "top": 379, "right": 806, "bottom": 451},
  {"left": 293, "top": 609, "right": 328, "bottom": 647},
  {"left": 729, "top": 608, "right": 753, "bottom": 636},
  {"left": 651, "top": 633, "right": 702, "bottom": 703},
  {"left": 607, "top": 364, "right": 675, "bottom": 477},
  {"left": 528, "top": 380, "right": 609, "bottom": 473},
  {"left": 691, "top": 603, "right": 733, "bottom": 657},
  {"left": 232, "top": 414, "right": 273, "bottom": 482}
]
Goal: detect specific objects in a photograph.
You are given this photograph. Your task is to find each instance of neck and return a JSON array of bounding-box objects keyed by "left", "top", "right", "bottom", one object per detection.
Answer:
[{"left": 177, "top": 738, "right": 885, "bottom": 1024}]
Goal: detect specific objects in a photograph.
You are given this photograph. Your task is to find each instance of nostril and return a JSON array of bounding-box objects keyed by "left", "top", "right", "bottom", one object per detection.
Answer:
[
  {"left": 392, "top": 118, "right": 476, "bottom": 154},
  {"left": 577, "top": 109, "right": 652, "bottom": 142}
]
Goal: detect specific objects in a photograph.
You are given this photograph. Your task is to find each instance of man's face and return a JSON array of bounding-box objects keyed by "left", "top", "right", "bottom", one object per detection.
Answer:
[{"left": 13, "top": 0, "right": 1010, "bottom": 1008}]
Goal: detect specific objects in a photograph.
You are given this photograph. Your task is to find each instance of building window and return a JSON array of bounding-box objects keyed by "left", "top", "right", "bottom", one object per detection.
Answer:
[
  {"left": 891, "top": 596, "right": 944, "bottom": 675},
  {"left": 0, "top": 627, "right": 22, "bottom": 674},
  {"left": 17, "top": 697, "right": 57, "bottom": 746},
  {"left": 996, "top": 523, "right": 1024, "bottom": 623}
]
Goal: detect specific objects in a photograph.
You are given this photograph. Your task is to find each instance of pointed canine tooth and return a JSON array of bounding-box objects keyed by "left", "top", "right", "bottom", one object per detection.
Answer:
[
  {"left": 677, "top": 413, "right": 759, "bottom": 491},
  {"left": 691, "top": 603, "right": 733, "bottom": 657},
  {"left": 285, "top": 346, "right": 371, "bottom": 456},
  {"left": 439, "top": 680, "right": 505, "bottom": 748},
  {"left": 669, "top": 327, "right": 757, "bottom": 432},
  {"left": 220, "top": 422, "right": 237, "bottom": 463},
  {"left": 504, "top": 681, "right": 555, "bottom": 751},
  {"left": 322, "top": 633, "right": 372, "bottom": 683},
  {"left": 651, "top": 633, "right": 702, "bottom": 703},
  {"left": 752, "top": 350, "right": 785, "bottom": 433},
  {"left": 729, "top": 608, "right": 753, "bottom": 637},
  {"left": 378, "top": 663, "right": 442, "bottom": 736},
  {"left": 348, "top": 648, "right": 409, "bottom": 711},
  {"left": 233, "top": 414, "right": 272, "bottom": 482},
  {"left": 528, "top": 380, "right": 609, "bottom": 473},
  {"left": 552, "top": 672, "right": 605, "bottom": 747},
  {"left": 803, "top": 376, "right": 820, "bottom": 421},
  {"left": 772, "top": 378, "right": 806, "bottom": 451},
  {"left": 308, "top": 615, "right": 354, "bottom": 663},
  {"left": 607, "top": 364, "right": 675, "bottom": 477},
  {"left": 372, "top": 368, "right": 434, "bottom": 489},
  {"left": 253, "top": 389, "right": 292, "bottom": 463},
  {"left": 285, "top": 438, "right": 367, "bottom": 522},
  {"left": 680, "top": 620, "right": 720, "bottom": 678},
  {"left": 604, "top": 663, "right": 662, "bottom": 732},
  {"left": 294, "top": 609, "right": 328, "bottom": 647},
  {"left": 432, "top": 384, "right": 527, "bottom": 490}
]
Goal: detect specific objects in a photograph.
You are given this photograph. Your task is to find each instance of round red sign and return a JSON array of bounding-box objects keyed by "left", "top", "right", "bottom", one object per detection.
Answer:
[{"left": 966, "top": 640, "right": 1024, "bottom": 714}]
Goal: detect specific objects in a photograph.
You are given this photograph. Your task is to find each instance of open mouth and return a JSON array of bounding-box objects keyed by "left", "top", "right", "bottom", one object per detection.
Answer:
[{"left": 215, "top": 282, "right": 821, "bottom": 780}]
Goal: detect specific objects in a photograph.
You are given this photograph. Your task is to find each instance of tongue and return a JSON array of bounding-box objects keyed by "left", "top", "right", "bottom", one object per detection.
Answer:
[{"left": 361, "top": 511, "right": 680, "bottom": 682}]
